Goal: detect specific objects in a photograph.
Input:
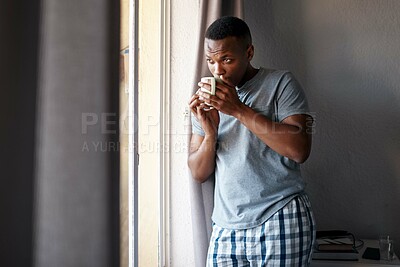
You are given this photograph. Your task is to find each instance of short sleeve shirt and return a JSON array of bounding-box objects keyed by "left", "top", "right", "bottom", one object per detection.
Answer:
[{"left": 192, "top": 68, "right": 312, "bottom": 229}]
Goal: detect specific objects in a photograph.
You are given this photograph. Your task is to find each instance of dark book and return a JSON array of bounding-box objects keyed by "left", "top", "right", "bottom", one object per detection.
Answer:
[
  {"left": 313, "top": 231, "right": 359, "bottom": 261},
  {"left": 362, "top": 247, "right": 380, "bottom": 260},
  {"left": 316, "top": 237, "right": 355, "bottom": 251}
]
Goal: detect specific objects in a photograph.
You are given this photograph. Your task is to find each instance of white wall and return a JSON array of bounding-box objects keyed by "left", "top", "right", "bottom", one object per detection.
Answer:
[
  {"left": 169, "top": 1, "right": 198, "bottom": 266},
  {"left": 169, "top": 1, "right": 400, "bottom": 265}
]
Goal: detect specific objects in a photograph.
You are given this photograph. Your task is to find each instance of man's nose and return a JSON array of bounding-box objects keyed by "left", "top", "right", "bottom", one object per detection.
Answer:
[{"left": 213, "top": 63, "right": 225, "bottom": 76}]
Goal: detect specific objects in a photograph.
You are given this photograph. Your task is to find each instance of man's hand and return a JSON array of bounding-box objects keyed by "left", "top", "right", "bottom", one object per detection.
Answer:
[
  {"left": 189, "top": 88, "right": 220, "bottom": 136},
  {"left": 197, "top": 80, "right": 245, "bottom": 117}
]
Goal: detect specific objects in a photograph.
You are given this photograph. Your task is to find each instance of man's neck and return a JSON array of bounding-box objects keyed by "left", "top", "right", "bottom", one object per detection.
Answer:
[{"left": 238, "top": 65, "right": 259, "bottom": 87}]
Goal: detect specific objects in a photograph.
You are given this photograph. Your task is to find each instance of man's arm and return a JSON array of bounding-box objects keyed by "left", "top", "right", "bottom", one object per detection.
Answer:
[
  {"left": 198, "top": 82, "right": 312, "bottom": 163},
  {"left": 187, "top": 89, "right": 220, "bottom": 183},
  {"left": 236, "top": 108, "right": 312, "bottom": 163},
  {"left": 188, "top": 133, "right": 217, "bottom": 183}
]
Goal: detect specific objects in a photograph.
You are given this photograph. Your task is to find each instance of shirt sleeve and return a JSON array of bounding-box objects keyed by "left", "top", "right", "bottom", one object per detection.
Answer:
[{"left": 275, "top": 72, "right": 313, "bottom": 122}]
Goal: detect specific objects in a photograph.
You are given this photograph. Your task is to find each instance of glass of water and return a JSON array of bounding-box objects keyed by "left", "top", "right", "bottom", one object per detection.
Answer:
[{"left": 379, "top": 235, "right": 394, "bottom": 261}]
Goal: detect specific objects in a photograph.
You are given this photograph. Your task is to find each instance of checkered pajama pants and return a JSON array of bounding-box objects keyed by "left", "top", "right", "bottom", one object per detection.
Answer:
[{"left": 206, "top": 194, "right": 316, "bottom": 267}]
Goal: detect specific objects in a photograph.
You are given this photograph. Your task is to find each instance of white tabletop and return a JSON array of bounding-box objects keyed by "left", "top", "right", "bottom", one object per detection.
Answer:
[{"left": 311, "top": 240, "right": 400, "bottom": 267}]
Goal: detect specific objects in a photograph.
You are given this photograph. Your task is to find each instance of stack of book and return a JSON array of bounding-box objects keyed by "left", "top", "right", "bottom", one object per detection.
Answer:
[{"left": 312, "top": 230, "right": 359, "bottom": 261}]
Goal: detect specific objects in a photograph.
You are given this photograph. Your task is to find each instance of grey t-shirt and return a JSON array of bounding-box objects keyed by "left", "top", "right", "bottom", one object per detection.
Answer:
[{"left": 192, "top": 68, "right": 312, "bottom": 229}]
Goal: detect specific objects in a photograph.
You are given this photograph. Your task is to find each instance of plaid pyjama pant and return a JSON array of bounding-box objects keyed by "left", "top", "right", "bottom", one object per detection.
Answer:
[{"left": 206, "top": 194, "right": 316, "bottom": 267}]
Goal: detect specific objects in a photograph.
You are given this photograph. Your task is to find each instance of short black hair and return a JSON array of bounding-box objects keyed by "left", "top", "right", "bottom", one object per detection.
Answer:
[{"left": 205, "top": 16, "right": 252, "bottom": 45}]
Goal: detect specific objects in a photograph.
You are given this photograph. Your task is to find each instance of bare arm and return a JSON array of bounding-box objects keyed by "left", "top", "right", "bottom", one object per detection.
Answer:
[
  {"left": 187, "top": 90, "right": 220, "bottom": 183},
  {"left": 236, "top": 107, "right": 312, "bottom": 163},
  {"left": 188, "top": 134, "right": 217, "bottom": 183}
]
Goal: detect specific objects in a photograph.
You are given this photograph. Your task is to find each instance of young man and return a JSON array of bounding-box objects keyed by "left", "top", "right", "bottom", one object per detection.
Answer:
[{"left": 188, "top": 16, "right": 316, "bottom": 266}]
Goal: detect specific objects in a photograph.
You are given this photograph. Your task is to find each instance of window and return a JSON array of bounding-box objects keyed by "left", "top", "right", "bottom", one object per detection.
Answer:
[{"left": 120, "top": 0, "right": 170, "bottom": 266}]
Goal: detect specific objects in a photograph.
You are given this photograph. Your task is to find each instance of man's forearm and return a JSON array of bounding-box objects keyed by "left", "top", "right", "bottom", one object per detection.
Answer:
[
  {"left": 234, "top": 105, "right": 311, "bottom": 163},
  {"left": 188, "top": 135, "right": 218, "bottom": 183}
]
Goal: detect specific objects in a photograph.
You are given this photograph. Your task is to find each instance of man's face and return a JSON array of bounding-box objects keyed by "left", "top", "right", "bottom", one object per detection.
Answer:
[{"left": 204, "top": 36, "right": 253, "bottom": 87}]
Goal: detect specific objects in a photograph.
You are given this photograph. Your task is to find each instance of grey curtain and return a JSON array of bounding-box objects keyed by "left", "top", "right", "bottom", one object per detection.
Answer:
[
  {"left": 188, "top": 1, "right": 244, "bottom": 266},
  {"left": 0, "top": 0, "right": 120, "bottom": 266}
]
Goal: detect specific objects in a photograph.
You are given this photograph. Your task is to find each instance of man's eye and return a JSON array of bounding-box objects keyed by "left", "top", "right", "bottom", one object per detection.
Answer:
[
  {"left": 223, "top": 58, "right": 232, "bottom": 63},
  {"left": 206, "top": 59, "right": 214, "bottom": 64}
]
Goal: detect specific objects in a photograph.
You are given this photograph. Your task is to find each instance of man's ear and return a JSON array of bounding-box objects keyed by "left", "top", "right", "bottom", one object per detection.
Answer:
[{"left": 247, "top": 44, "right": 254, "bottom": 61}]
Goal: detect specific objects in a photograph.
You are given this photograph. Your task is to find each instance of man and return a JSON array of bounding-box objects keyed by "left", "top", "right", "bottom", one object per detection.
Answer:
[{"left": 188, "top": 16, "right": 315, "bottom": 266}]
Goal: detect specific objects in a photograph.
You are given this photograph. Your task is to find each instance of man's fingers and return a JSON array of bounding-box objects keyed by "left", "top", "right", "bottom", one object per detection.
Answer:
[{"left": 188, "top": 93, "right": 200, "bottom": 105}]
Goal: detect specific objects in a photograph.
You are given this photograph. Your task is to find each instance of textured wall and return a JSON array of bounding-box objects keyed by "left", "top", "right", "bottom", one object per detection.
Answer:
[{"left": 246, "top": 0, "right": 400, "bottom": 254}]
